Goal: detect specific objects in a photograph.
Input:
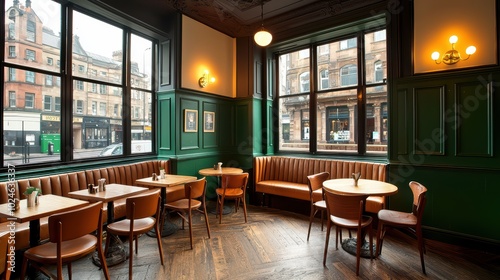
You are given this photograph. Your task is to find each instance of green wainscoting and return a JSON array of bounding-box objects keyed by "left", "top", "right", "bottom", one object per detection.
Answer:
[{"left": 390, "top": 69, "right": 500, "bottom": 249}]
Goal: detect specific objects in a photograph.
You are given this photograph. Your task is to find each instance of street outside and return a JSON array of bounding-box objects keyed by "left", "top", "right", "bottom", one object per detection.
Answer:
[{"left": 4, "top": 148, "right": 103, "bottom": 165}]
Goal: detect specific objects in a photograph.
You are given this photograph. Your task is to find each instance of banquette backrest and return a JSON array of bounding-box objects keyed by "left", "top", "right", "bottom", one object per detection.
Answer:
[{"left": 254, "top": 156, "right": 386, "bottom": 184}]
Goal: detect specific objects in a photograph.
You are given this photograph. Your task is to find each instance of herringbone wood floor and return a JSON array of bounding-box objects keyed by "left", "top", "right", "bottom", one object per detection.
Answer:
[{"left": 18, "top": 202, "right": 500, "bottom": 279}]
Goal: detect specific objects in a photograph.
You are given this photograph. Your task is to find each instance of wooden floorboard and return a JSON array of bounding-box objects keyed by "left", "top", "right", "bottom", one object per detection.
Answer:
[{"left": 17, "top": 203, "right": 500, "bottom": 280}]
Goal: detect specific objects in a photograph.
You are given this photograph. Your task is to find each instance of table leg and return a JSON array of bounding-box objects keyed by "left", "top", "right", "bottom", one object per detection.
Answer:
[
  {"left": 147, "top": 187, "right": 178, "bottom": 237},
  {"left": 93, "top": 202, "right": 127, "bottom": 267},
  {"left": 28, "top": 219, "right": 40, "bottom": 248},
  {"left": 207, "top": 176, "right": 232, "bottom": 215}
]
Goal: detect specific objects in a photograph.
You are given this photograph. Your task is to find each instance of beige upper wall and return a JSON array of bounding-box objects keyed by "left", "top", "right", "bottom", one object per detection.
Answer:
[
  {"left": 414, "top": 0, "right": 497, "bottom": 73},
  {"left": 181, "top": 16, "right": 236, "bottom": 97}
]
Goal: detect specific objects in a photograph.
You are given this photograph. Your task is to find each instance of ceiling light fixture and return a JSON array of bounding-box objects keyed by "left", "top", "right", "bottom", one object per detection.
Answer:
[{"left": 254, "top": 1, "right": 272, "bottom": 47}]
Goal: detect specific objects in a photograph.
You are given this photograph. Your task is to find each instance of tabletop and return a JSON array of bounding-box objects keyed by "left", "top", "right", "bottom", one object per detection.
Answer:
[
  {"left": 323, "top": 178, "right": 398, "bottom": 196},
  {"left": 198, "top": 167, "right": 243, "bottom": 176},
  {"left": 135, "top": 175, "right": 197, "bottom": 188},
  {"left": 67, "top": 183, "right": 149, "bottom": 203},
  {"left": 0, "top": 194, "right": 89, "bottom": 223}
]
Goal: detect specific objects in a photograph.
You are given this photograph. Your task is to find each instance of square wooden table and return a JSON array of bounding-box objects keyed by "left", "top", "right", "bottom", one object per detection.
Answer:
[
  {"left": 136, "top": 175, "right": 197, "bottom": 236},
  {"left": 67, "top": 183, "right": 149, "bottom": 223},
  {"left": 0, "top": 194, "right": 89, "bottom": 247}
]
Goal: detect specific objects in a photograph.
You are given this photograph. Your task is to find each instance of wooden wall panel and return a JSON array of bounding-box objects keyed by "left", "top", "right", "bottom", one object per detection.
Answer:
[
  {"left": 413, "top": 86, "right": 445, "bottom": 155},
  {"left": 455, "top": 81, "right": 493, "bottom": 157}
]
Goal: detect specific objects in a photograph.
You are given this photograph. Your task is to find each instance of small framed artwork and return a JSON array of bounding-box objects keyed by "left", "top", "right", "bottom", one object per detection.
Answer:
[
  {"left": 184, "top": 109, "right": 198, "bottom": 132},
  {"left": 204, "top": 111, "right": 215, "bottom": 132}
]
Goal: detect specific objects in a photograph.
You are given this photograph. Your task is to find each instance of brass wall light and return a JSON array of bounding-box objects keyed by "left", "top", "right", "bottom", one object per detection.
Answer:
[
  {"left": 199, "top": 70, "right": 215, "bottom": 88},
  {"left": 431, "top": 35, "right": 476, "bottom": 65}
]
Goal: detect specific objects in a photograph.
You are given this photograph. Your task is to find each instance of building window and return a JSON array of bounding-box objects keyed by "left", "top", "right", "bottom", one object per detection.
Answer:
[
  {"left": 319, "top": 69, "right": 329, "bottom": 90},
  {"left": 25, "top": 93, "right": 35, "bottom": 109},
  {"left": 99, "top": 84, "right": 107, "bottom": 94},
  {"left": 114, "top": 104, "right": 119, "bottom": 116},
  {"left": 90, "top": 83, "right": 97, "bottom": 93},
  {"left": 55, "top": 97, "right": 61, "bottom": 112},
  {"left": 26, "top": 49, "right": 36, "bottom": 61},
  {"left": 340, "top": 65, "right": 357, "bottom": 86},
  {"left": 8, "top": 22, "right": 15, "bottom": 39},
  {"left": 26, "top": 71, "right": 35, "bottom": 83},
  {"left": 9, "top": 91, "right": 16, "bottom": 107},
  {"left": 99, "top": 103, "right": 106, "bottom": 116},
  {"left": 44, "top": 96, "right": 53, "bottom": 111},
  {"left": 374, "top": 30, "right": 386, "bottom": 42},
  {"left": 8, "top": 68, "right": 16, "bottom": 81},
  {"left": 27, "top": 18, "right": 36, "bottom": 42},
  {"left": 92, "top": 101, "right": 97, "bottom": 115},
  {"left": 374, "top": 61, "right": 383, "bottom": 82},
  {"left": 45, "top": 75, "right": 53, "bottom": 86},
  {"left": 47, "top": 57, "right": 53, "bottom": 65},
  {"left": 75, "top": 80, "right": 84, "bottom": 90},
  {"left": 78, "top": 65, "right": 85, "bottom": 72},
  {"left": 300, "top": 72, "right": 310, "bottom": 93},
  {"left": 76, "top": 100, "right": 84, "bottom": 114},
  {"left": 8, "top": 46, "right": 15, "bottom": 57},
  {"left": 340, "top": 38, "right": 357, "bottom": 50}
]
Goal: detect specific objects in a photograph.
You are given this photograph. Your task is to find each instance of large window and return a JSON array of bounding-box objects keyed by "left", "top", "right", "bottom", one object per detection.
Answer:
[
  {"left": 3, "top": 0, "right": 158, "bottom": 166},
  {"left": 277, "top": 24, "right": 387, "bottom": 155}
]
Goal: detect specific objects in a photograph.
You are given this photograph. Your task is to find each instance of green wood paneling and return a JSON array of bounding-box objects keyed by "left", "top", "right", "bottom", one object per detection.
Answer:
[
  {"left": 158, "top": 97, "right": 172, "bottom": 152},
  {"left": 179, "top": 98, "right": 200, "bottom": 150},
  {"left": 413, "top": 86, "right": 445, "bottom": 155},
  {"left": 455, "top": 81, "right": 493, "bottom": 157},
  {"left": 202, "top": 102, "right": 218, "bottom": 148}
]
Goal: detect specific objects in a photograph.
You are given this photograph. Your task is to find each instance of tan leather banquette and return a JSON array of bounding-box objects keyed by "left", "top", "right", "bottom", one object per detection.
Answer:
[
  {"left": 254, "top": 156, "right": 387, "bottom": 213},
  {"left": 0, "top": 160, "right": 183, "bottom": 251}
]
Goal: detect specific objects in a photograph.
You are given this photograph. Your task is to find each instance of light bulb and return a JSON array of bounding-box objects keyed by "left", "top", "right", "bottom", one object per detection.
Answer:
[
  {"left": 465, "top": 46, "right": 476, "bottom": 55},
  {"left": 449, "top": 35, "right": 458, "bottom": 44},
  {"left": 431, "top": 51, "right": 440, "bottom": 61}
]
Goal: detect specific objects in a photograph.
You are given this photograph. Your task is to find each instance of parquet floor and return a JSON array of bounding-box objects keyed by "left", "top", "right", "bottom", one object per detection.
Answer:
[{"left": 18, "top": 202, "right": 500, "bottom": 279}]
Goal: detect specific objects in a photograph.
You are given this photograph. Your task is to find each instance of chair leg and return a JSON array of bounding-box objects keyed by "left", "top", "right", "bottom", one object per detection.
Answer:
[
  {"left": 188, "top": 209, "right": 194, "bottom": 250},
  {"left": 323, "top": 220, "right": 331, "bottom": 266},
  {"left": 307, "top": 205, "right": 315, "bottom": 241},
  {"left": 320, "top": 209, "right": 324, "bottom": 231},
  {"left": 98, "top": 240, "right": 110, "bottom": 280},
  {"left": 355, "top": 229, "right": 361, "bottom": 276},
  {"left": 68, "top": 262, "right": 72, "bottom": 280},
  {"left": 129, "top": 233, "right": 134, "bottom": 280},
  {"left": 155, "top": 221, "right": 165, "bottom": 266},
  {"left": 203, "top": 203, "right": 211, "bottom": 239},
  {"left": 417, "top": 228, "right": 426, "bottom": 274},
  {"left": 135, "top": 235, "right": 139, "bottom": 255},
  {"left": 219, "top": 198, "right": 225, "bottom": 224},
  {"left": 242, "top": 196, "right": 248, "bottom": 223},
  {"left": 376, "top": 222, "right": 385, "bottom": 256}
]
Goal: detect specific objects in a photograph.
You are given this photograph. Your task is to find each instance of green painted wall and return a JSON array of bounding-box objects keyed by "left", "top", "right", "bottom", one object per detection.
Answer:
[{"left": 389, "top": 70, "right": 500, "bottom": 247}]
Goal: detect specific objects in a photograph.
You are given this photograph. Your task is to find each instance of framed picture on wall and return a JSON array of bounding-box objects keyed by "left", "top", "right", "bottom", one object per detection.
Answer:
[
  {"left": 204, "top": 111, "right": 215, "bottom": 132},
  {"left": 184, "top": 109, "right": 198, "bottom": 132}
]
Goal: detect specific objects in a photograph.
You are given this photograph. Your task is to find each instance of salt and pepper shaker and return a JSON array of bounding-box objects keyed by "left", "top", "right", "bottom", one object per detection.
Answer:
[{"left": 152, "top": 173, "right": 158, "bottom": 181}]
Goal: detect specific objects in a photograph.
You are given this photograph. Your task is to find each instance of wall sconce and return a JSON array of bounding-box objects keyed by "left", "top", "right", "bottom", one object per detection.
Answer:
[
  {"left": 431, "top": 35, "right": 476, "bottom": 65},
  {"left": 199, "top": 71, "right": 215, "bottom": 88}
]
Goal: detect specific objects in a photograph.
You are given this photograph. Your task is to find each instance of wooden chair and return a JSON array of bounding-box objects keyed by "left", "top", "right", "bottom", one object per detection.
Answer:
[
  {"left": 323, "top": 189, "right": 373, "bottom": 276},
  {"left": 306, "top": 172, "right": 329, "bottom": 241},
  {"left": 216, "top": 173, "right": 249, "bottom": 224},
  {"left": 163, "top": 177, "right": 211, "bottom": 249},
  {"left": 105, "top": 190, "right": 163, "bottom": 279},
  {"left": 20, "top": 202, "right": 109, "bottom": 280},
  {"left": 377, "top": 181, "right": 428, "bottom": 274},
  {"left": 0, "top": 232, "right": 11, "bottom": 280}
]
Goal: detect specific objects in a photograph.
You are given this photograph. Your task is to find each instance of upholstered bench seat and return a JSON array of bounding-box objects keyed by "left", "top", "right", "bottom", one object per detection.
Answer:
[{"left": 254, "top": 156, "right": 388, "bottom": 214}]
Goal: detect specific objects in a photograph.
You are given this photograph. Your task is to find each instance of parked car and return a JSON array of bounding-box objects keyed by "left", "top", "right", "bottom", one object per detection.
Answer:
[{"left": 98, "top": 140, "right": 152, "bottom": 156}]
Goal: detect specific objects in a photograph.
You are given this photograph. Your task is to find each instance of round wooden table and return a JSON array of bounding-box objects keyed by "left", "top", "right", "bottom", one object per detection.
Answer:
[
  {"left": 199, "top": 167, "right": 243, "bottom": 214},
  {"left": 323, "top": 178, "right": 398, "bottom": 197},
  {"left": 323, "top": 178, "right": 398, "bottom": 257}
]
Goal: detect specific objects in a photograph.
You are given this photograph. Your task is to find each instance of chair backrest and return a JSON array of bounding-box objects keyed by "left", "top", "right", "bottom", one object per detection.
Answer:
[
  {"left": 126, "top": 189, "right": 161, "bottom": 220},
  {"left": 185, "top": 177, "right": 207, "bottom": 199},
  {"left": 324, "top": 188, "right": 365, "bottom": 221},
  {"left": 48, "top": 202, "right": 103, "bottom": 243},
  {"left": 221, "top": 173, "right": 249, "bottom": 190},
  {"left": 409, "top": 181, "right": 428, "bottom": 220},
  {"left": 307, "top": 171, "right": 330, "bottom": 196}
]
